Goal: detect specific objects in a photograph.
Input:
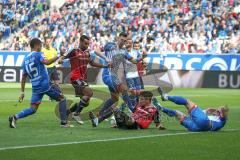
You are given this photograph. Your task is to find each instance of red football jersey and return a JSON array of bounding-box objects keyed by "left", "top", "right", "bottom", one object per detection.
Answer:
[
  {"left": 137, "top": 51, "right": 146, "bottom": 76},
  {"left": 137, "top": 61, "right": 145, "bottom": 76},
  {"left": 67, "top": 49, "right": 90, "bottom": 82},
  {"left": 131, "top": 104, "right": 157, "bottom": 129}
]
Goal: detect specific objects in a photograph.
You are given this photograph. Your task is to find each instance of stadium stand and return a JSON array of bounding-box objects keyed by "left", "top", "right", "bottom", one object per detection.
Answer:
[
  {"left": 0, "top": 0, "right": 239, "bottom": 54},
  {"left": 0, "top": 0, "right": 50, "bottom": 42}
]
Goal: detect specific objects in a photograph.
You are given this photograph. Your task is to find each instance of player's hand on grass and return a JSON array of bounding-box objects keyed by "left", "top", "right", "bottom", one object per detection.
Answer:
[
  {"left": 19, "top": 93, "right": 24, "bottom": 103},
  {"left": 155, "top": 123, "right": 166, "bottom": 130}
]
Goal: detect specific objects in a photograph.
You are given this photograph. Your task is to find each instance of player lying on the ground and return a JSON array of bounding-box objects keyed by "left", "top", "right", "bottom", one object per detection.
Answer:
[
  {"left": 152, "top": 87, "right": 229, "bottom": 132},
  {"left": 90, "top": 91, "right": 165, "bottom": 130},
  {"left": 9, "top": 38, "right": 70, "bottom": 128}
]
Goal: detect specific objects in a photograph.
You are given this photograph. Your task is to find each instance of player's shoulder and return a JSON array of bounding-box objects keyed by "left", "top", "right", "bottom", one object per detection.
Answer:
[{"left": 104, "top": 42, "right": 117, "bottom": 51}]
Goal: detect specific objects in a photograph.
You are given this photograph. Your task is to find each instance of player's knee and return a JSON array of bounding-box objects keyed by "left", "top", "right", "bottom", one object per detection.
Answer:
[
  {"left": 186, "top": 100, "right": 197, "bottom": 111},
  {"left": 87, "top": 90, "right": 93, "bottom": 97},
  {"left": 83, "top": 88, "right": 93, "bottom": 97}
]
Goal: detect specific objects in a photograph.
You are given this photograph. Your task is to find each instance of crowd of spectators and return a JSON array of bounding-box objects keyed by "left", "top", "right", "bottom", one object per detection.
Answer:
[
  {"left": 0, "top": 0, "right": 49, "bottom": 42},
  {"left": 0, "top": 0, "right": 239, "bottom": 54}
]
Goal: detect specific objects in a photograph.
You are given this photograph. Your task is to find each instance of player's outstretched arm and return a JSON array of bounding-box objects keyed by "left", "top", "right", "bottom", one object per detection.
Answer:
[
  {"left": 127, "top": 53, "right": 147, "bottom": 64},
  {"left": 19, "top": 73, "right": 27, "bottom": 102},
  {"left": 41, "top": 56, "right": 60, "bottom": 65},
  {"left": 89, "top": 60, "right": 111, "bottom": 68},
  {"left": 94, "top": 47, "right": 110, "bottom": 63}
]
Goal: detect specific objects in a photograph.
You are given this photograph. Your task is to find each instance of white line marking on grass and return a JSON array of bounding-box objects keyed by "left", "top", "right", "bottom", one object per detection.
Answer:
[{"left": 0, "top": 129, "right": 239, "bottom": 151}]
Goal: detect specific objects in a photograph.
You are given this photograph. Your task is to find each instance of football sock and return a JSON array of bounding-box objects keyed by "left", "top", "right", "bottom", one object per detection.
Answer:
[
  {"left": 119, "top": 103, "right": 127, "bottom": 112},
  {"left": 98, "top": 108, "right": 113, "bottom": 123},
  {"left": 121, "top": 90, "right": 134, "bottom": 112},
  {"left": 152, "top": 99, "right": 176, "bottom": 117},
  {"left": 98, "top": 98, "right": 114, "bottom": 123},
  {"left": 167, "top": 96, "right": 188, "bottom": 105},
  {"left": 59, "top": 98, "right": 67, "bottom": 123},
  {"left": 161, "top": 107, "right": 177, "bottom": 117},
  {"left": 69, "top": 103, "right": 78, "bottom": 113},
  {"left": 75, "top": 99, "right": 89, "bottom": 113},
  {"left": 129, "top": 95, "right": 138, "bottom": 108},
  {"left": 15, "top": 107, "right": 36, "bottom": 119}
]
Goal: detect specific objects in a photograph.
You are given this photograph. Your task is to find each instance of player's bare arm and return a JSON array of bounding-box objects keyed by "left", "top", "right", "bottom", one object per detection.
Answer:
[
  {"left": 41, "top": 55, "right": 61, "bottom": 65},
  {"left": 94, "top": 47, "right": 111, "bottom": 63},
  {"left": 89, "top": 60, "right": 112, "bottom": 68},
  {"left": 128, "top": 54, "right": 147, "bottom": 64},
  {"left": 19, "top": 73, "right": 28, "bottom": 102}
]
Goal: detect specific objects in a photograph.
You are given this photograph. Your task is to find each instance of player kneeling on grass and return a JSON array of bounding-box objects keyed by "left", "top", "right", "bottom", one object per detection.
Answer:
[
  {"left": 90, "top": 91, "right": 165, "bottom": 130},
  {"left": 152, "top": 87, "right": 229, "bottom": 132},
  {"left": 9, "top": 38, "right": 69, "bottom": 128}
]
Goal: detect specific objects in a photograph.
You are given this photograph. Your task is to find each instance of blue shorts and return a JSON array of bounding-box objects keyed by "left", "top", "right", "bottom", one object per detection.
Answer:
[
  {"left": 31, "top": 85, "right": 62, "bottom": 104},
  {"left": 126, "top": 77, "right": 142, "bottom": 90},
  {"left": 103, "top": 74, "right": 120, "bottom": 93},
  {"left": 181, "top": 107, "right": 210, "bottom": 132}
]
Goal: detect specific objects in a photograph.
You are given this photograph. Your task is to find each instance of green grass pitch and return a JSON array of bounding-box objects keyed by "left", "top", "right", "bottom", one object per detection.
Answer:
[{"left": 0, "top": 83, "right": 239, "bottom": 160}]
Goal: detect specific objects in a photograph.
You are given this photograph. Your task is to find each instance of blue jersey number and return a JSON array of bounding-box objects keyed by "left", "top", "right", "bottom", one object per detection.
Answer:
[{"left": 25, "top": 62, "right": 38, "bottom": 79}]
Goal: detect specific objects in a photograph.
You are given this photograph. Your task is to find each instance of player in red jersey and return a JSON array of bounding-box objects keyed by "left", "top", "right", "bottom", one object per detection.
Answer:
[
  {"left": 94, "top": 91, "right": 165, "bottom": 129},
  {"left": 113, "top": 91, "right": 165, "bottom": 129},
  {"left": 64, "top": 35, "right": 111, "bottom": 124}
]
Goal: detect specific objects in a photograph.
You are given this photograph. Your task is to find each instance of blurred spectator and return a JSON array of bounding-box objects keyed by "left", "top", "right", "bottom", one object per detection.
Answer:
[{"left": 0, "top": 0, "right": 49, "bottom": 42}]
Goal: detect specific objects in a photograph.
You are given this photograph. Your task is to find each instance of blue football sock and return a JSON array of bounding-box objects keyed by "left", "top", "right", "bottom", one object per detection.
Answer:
[
  {"left": 59, "top": 99, "right": 67, "bottom": 123},
  {"left": 15, "top": 107, "right": 36, "bottom": 119},
  {"left": 129, "top": 95, "right": 138, "bottom": 108},
  {"left": 161, "top": 107, "right": 177, "bottom": 117},
  {"left": 119, "top": 103, "right": 127, "bottom": 112},
  {"left": 168, "top": 96, "right": 188, "bottom": 105},
  {"left": 152, "top": 101, "right": 164, "bottom": 111},
  {"left": 98, "top": 98, "right": 115, "bottom": 123},
  {"left": 121, "top": 91, "right": 134, "bottom": 112}
]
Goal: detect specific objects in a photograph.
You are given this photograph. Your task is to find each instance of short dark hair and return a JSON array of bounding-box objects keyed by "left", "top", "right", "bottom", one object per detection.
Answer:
[
  {"left": 80, "top": 35, "right": 90, "bottom": 42},
  {"left": 140, "top": 91, "right": 153, "bottom": 100},
  {"left": 119, "top": 32, "right": 128, "bottom": 37},
  {"left": 133, "top": 41, "right": 140, "bottom": 44},
  {"left": 30, "top": 38, "right": 42, "bottom": 49}
]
